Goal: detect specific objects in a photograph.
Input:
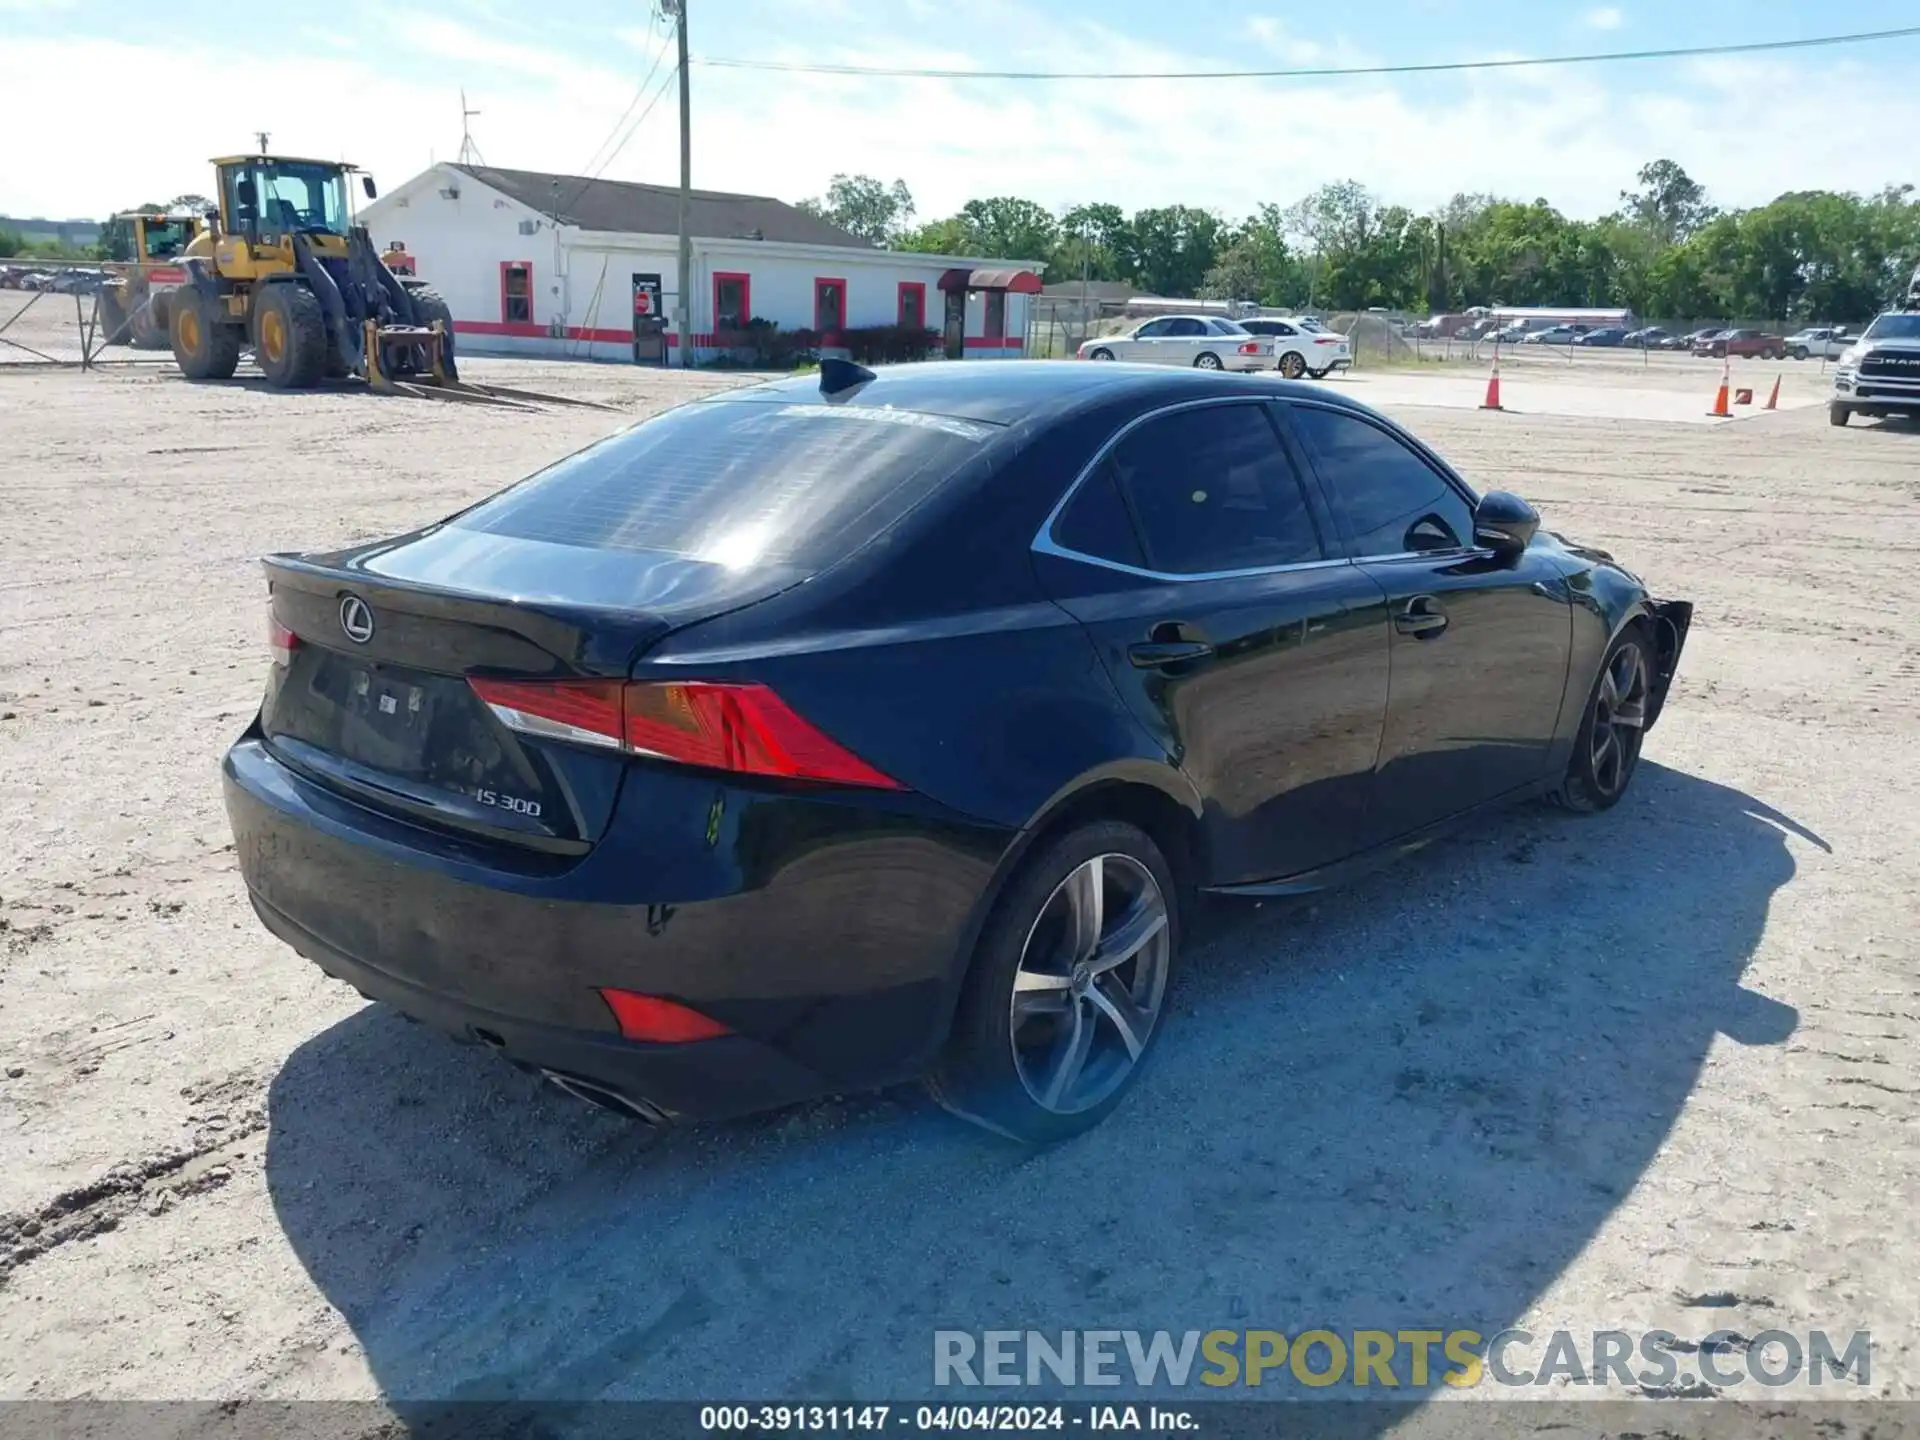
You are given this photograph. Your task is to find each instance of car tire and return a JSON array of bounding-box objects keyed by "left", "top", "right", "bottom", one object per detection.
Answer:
[
  {"left": 927, "top": 820, "right": 1179, "bottom": 1145},
  {"left": 1307, "top": 367, "right": 1330, "bottom": 380},
  {"left": 1278, "top": 351, "right": 1307, "bottom": 379},
  {"left": 1829, "top": 403, "right": 1851, "bottom": 427},
  {"left": 1193, "top": 352, "right": 1222, "bottom": 370},
  {"left": 1791, "top": 347, "right": 1807, "bottom": 360},
  {"left": 1088, "top": 347, "right": 1115, "bottom": 361},
  {"left": 1551, "top": 625, "right": 1655, "bottom": 814}
]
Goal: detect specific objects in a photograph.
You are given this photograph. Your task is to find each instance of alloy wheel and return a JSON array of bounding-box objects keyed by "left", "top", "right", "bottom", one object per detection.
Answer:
[
  {"left": 1009, "top": 853, "right": 1171, "bottom": 1115},
  {"left": 1590, "top": 642, "right": 1649, "bottom": 797}
]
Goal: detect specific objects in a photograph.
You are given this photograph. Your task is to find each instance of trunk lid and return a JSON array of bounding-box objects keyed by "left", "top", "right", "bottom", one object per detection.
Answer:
[{"left": 260, "top": 525, "right": 807, "bottom": 852}]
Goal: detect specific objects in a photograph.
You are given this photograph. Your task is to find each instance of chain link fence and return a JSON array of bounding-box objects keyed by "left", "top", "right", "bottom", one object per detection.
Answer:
[{"left": 0, "top": 260, "right": 186, "bottom": 368}]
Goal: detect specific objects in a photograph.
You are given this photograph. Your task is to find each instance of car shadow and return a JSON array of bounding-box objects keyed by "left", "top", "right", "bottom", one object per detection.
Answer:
[{"left": 265, "top": 761, "right": 1818, "bottom": 1420}]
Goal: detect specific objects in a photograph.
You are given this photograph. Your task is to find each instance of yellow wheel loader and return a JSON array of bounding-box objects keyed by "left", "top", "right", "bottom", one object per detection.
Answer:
[
  {"left": 97, "top": 213, "right": 202, "bottom": 350},
  {"left": 169, "top": 150, "right": 459, "bottom": 391}
]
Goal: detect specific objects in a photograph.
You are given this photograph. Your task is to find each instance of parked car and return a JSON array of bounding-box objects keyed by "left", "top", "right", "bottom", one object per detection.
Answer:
[
  {"left": 1672, "top": 328, "right": 1721, "bottom": 352},
  {"left": 1079, "top": 315, "right": 1275, "bottom": 371},
  {"left": 1235, "top": 317, "right": 1352, "bottom": 378},
  {"left": 225, "top": 361, "right": 1694, "bottom": 1142},
  {"left": 1622, "top": 327, "right": 1671, "bottom": 349},
  {"left": 1783, "top": 327, "right": 1854, "bottom": 361},
  {"left": 1696, "top": 329, "right": 1786, "bottom": 360},
  {"left": 1492, "top": 323, "right": 1532, "bottom": 344},
  {"left": 1573, "top": 327, "right": 1629, "bottom": 347},
  {"left": 1521, "top": 325, "right": 1583, "bottom": 345}
]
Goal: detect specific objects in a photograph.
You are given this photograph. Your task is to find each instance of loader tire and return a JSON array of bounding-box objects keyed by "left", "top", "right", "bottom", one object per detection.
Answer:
[
  {"left": 96, "top": 288, "right": 130, "bottom": 347},
  {"left": 170, "top": 289, "right": 241, "bottom": 381},
  {"left": 129, "top": 299, "right": 167, "bottom": 350},
  {"left": 254, "top": 284, "right": 327, "bottom": 389},
  {"left": 406, "top": 285, "right": 457, "bottom": 380}
]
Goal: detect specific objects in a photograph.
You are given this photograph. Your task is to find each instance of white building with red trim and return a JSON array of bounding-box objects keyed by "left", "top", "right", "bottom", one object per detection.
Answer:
[{"left": 357, "top": 164, "right": 1042, "bottom": 363}]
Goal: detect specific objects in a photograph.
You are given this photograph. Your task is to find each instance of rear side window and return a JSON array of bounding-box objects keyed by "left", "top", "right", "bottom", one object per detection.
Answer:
[
  {"left": 1107, "top": 403, "right": 1322, "bottom": 574},
  {"left": 1288, "top": 406, "right": 1473, "bottom": 557},
  {"left": 453, "top": 401, "right": 993, "bottom": 569},
  {"left": 1052, "top": 466, "right": 1147, "bottom": 569}
]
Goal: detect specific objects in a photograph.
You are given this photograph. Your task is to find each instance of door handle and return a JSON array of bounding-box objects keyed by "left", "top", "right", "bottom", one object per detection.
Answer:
[
  {"left": 1128, "top": 640, "right": 1214, "bottom": 668},
  {"left": 1394, "top": 597, "right": 1449, "bottom": 638}
]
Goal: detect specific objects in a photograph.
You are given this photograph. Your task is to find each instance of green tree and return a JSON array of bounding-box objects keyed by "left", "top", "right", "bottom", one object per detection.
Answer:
[
  {"left": 1057, "top": 203, "right": 1131, "bottom": 281},
  {"left": 0, "top": 226, "right": 24, "bottom": 259},
  {"left": 1126, "top": 205, "right": 1224, "bottom": 297},
  {"left": 956, "top": 197, "right": 1058, "bottom": 262},
  {"left": 796, "top": 174, "right": 916, "bottom": 246},
  {"left": 896, "top": 216, "right": 974, "bottom": 255},
  {"left": 1619, "top": 159, "right": 1715, "bottom": 244}
]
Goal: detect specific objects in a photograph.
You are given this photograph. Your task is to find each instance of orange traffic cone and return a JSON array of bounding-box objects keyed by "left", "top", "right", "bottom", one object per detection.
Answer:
[
  {"left": 1707, "top": 355, "right": 1731, "bottom": 417},
  {"left": 1764, "top": 374, "right": 1781, "bottom": 410},
  {"left": 1480, "top": 356, "right": 1504, "bottom": 411}
]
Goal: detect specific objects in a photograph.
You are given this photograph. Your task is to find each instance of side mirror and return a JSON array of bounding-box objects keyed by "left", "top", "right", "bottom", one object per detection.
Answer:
[
  {"left": 362, "top": 175, "right": 378, "bottom": 200},
  {"left": 1473, "top": 490, "right": 1539, "bottom": 554}
]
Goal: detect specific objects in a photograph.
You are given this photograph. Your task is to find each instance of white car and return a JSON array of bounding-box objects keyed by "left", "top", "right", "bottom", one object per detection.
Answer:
[
  {"left": 1235, "top": 317, "right": 1353, "bottom": 378},
  {"left": 1077, "top": 315, "right": 1275, "bottom": 371}
]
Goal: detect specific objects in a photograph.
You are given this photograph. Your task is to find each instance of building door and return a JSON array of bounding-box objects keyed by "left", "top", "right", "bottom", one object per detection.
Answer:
[
  {"left": 631, "top": 272, "right": 665, "bottom": 365},
  {"left": 943, "top": 288, "right": 966, "bottom": 360}
]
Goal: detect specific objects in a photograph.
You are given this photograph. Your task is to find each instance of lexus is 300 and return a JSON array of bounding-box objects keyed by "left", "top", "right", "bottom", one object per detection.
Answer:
[{"left": 226, "top": 361, "right": 1691, "bottom": 1142}]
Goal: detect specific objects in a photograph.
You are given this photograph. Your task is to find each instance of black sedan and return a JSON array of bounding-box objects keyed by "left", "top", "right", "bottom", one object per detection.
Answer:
[{"left": 226, "top": 360, "right": 1693, "bottom": 1143}]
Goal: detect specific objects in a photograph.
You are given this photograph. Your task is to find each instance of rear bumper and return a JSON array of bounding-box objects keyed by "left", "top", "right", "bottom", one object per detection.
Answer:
[
  {"left": 249, "top": 890, "right": 821, "bottom": 1122},
  {"left": 225, "top": 733, "right": 1010, "bottom": 1121}
]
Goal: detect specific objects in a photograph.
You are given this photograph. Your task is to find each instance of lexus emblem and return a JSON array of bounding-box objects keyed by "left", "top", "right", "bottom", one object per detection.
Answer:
[{"left": 339, "top": 595, "right": 376, "bottom": 644}]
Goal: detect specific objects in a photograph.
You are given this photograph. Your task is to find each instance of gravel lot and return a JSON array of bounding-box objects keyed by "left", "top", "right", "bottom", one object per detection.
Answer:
[{"left": 0, "top": 352, "right": 1915, "bottom": 1430}]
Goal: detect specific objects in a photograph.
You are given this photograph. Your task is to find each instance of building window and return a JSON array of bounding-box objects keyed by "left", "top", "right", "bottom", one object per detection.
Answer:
[
  {"left": 814, "top": 277, "right": 846, "bottom": 335},
  {"left": 984, "top": 290, "right": 1007, "bottom": 341},
  {"left": 713, "top": 271, "right": 751, "bottom": 332},
  {"left": 501, "top": 261, "right": 533, "bottom": 325},
  {"left": 897, "top": 281, "right": 926, "bottom": 330}
]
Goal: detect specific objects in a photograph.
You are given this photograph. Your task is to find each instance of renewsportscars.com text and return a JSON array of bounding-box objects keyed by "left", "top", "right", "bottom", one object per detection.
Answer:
[{"left": 933, "top": 1329, "right": 1871, "bottom": 1391}]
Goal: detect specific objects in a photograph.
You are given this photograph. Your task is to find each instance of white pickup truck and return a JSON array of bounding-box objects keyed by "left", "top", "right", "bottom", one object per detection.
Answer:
[
  {"left": 1829, "top": 278, "right": 1920, "bottom": 426},
  {"left": 1783, "top": 326, "right": 1856, "bottom": 360}
]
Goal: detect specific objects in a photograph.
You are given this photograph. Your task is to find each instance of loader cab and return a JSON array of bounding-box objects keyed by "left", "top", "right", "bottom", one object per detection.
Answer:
[
  {"left": 130, "top": 215, "right": 199, "bottom": 264},
  {"left": 211, "top": 155, "right": 362, "bottom": 277}
]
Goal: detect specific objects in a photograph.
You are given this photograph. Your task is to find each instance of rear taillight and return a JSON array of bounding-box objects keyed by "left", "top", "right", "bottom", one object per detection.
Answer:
[
  {"left": 1238, "top": 342, "right": 1261, "bottom": 355},
  {"left": 1314, "top": 337, "right": 1342, "bottom": 346},
  {"left": 599, "top": 988, "right": 732, "bottom": 1043},
  {"left": 467, "top": 677, "right": 902, "bottom": 789},
  {"left": 269, "top": 615, "right": 300, "bottom": 669}
]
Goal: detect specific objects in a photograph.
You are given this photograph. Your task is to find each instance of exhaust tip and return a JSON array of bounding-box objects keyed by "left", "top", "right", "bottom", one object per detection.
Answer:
[{"left": 541, "top": 1070, "right": 666, "bottom": 1125}]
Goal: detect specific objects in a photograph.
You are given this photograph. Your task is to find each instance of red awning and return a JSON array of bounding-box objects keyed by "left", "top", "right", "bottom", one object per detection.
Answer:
[{"left": 938, "top": 267, "right": 1043, "bottom": 294}]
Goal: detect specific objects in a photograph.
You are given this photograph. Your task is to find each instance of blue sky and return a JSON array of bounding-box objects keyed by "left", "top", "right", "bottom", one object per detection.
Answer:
[{"left": 4, "top": 1, "right": 1918, "bottom": 222}]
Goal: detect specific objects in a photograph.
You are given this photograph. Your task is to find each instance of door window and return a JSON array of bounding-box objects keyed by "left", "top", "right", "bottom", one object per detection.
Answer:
[
  {"left": 1106, "top": 404, "right": 1323, "bottom": 574},
  {"left": 1165, "top": 317, "right": 1207, "bottom": 337},
  {"left": 1133, "top": 319, "right": 1174, "bottom": 338},
  {"left": 1288, "top": 406, "right": 1473, "bottom": 557}
]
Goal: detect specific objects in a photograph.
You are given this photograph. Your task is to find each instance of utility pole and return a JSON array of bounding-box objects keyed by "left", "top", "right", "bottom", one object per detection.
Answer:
[{"left": 669, "top": 0, "right": 693, "bottom": 366}]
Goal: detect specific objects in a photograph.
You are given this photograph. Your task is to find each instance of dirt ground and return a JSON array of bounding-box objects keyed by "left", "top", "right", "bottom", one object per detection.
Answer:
[{"left": 0, "top": 350, "right": 1916, "bottom": 1430}]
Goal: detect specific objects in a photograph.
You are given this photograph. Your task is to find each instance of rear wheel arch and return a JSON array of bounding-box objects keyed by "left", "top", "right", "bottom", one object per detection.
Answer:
[{"left": 929, "top": 771, "right": 1205, "bottom": 1045}]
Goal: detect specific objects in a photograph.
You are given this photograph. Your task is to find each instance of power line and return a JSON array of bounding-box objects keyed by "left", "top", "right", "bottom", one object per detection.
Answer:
[
  {"left": 551, "top": 54, "right": 680, "bottom": 219},
  {"left": 690, "top": 24, "right": 1920, "bottom": 82},
  {"left": 578, "top": 10, "right": 672, "bottom": 178}
]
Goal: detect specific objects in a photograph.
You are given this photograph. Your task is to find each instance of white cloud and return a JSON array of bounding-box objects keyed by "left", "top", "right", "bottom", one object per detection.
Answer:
[
  {"left": 1, "top": 7, "right": 1913, "bottom": 227},
  {"left": 1585, "top": 7, "right": 1625, "bottom": 31}
]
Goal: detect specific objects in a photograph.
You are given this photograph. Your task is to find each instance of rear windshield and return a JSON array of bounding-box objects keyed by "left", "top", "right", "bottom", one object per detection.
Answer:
[{"left": 451, "top": 400, "right": 996, "bottom": 569}]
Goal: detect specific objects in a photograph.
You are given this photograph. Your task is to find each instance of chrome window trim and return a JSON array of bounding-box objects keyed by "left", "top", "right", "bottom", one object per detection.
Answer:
[{"left": 1030, "top": 394, "right": 1348, "bottom": 583}]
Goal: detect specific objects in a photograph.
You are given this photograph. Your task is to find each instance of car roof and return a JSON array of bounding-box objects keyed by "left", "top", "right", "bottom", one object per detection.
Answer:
[{"left": 705, "top": 362, "right": 1384, "bottom": 427}]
